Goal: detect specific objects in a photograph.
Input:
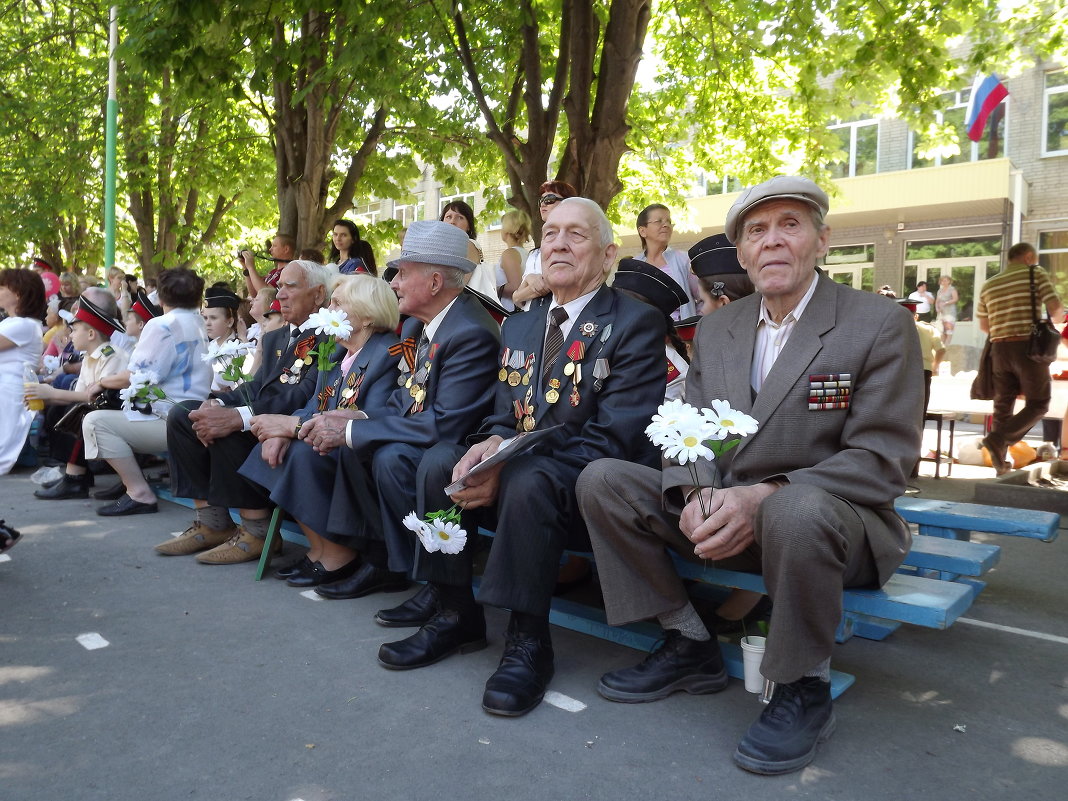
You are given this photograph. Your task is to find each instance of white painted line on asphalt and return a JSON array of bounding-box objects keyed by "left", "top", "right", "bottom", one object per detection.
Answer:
[
  {"left": 0, "top": 554, "right": 11, "bottom": 563},
  {"left": 76, "top": 633, "right": 110, "bottom": 650},
  {"left": 958, "top": 617, "right": 1068, "bottom": 645},
  {"left": 299, "top": 590, "right": 324, "bottom": 602},
  {"left": 543, "top": 690, "right": 586, "bottom": 712}
]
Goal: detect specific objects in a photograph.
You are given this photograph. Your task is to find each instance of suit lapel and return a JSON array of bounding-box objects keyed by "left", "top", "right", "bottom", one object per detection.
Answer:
[{"left": 720, "top": 301, "right": 760, "bottom": 415}]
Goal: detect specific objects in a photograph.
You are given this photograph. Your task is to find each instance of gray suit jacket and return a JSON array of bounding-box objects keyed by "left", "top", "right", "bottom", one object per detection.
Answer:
[{"left": 667, "top": 273, "right": 924, "bottom": 583}]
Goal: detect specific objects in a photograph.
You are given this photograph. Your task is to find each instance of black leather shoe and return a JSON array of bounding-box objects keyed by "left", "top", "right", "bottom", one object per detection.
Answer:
[
  {"left": 375, "top": 583, "right": 440, "bottom": 627},
  {"left": 598, "top": 629, "right": 728, "bottom": 702},
  {"left": 315, "top": 562, "right": 408, "bottom": 600},
  {"left": 980, "top": 436, "right": 1012, "bottom": 476},
  {"left": 97, "top": 494, "right": 158, "bottom": 517},
  {"left": 734, "top": 677, "right": 835, "bottom": 775},
  {"left": 482, "top": 630, "right": 555, "bottom": 717},
  {"left": 273, "top": 556, "right": 313, "bottom": 580},
  {"left": 34, "top": 474, "right": 92, "bottom": 500},
  {"left": 287, "top": 557, "right": 360, "bottom": 588},
  {"left": 378, "top": 606, "right": 487, "bottom": 670},
  {"left": 91, "top": 482, "right": 125, "bottom": 501}
]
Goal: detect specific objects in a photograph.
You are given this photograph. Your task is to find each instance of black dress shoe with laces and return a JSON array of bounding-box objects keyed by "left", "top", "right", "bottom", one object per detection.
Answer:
[
  {"left": 315, "top": 562, "right": 408, "bottom": 600},
  {"left": 375, "top": 583, "right": 440, "bottom": 628},
  {"left": 597, "top": 629, "right": 728, "bottom": 702},
  {"left": 97, "top": 494, "right": 158, "bottom": 517},
  {"left": 34, "top": 474, "right": 92, "bottom": 500},
  {"left": 286, "top": 557, "right": 360, "bottom": 588},
  {"left": 733, "top": 676, "right": 835, "bottom": 775},
  {"left": 378, "top": 606, "right": 487, "bottom": 669},
  {"left": 482, "top": 630, "right": 555, "bottom": 717},
  {"left": 273, "top": 556, "right": 313, "bottom": 580},
  {"left": 91, "top": 482, "right": 125, "bottom": 501}
]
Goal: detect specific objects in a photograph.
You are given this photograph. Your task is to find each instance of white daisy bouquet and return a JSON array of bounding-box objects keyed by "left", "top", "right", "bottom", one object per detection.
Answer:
[
  {"left": 201, "top": 339, "right": 256, "bottom": 402},
  {"left": 645, "top": 398, "right": 759, "bottom": 517},
  {"left": 120, "top": 369, "right": 167, "bottom": 415},
  {"left": 302, "top": 307, "right": 352, "bottom": 373},
  {"left": 403, "top": 505, "right": 468, "bottom": 555}
]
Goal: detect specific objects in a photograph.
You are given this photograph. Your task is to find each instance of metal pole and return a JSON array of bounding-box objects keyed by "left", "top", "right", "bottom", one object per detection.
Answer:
[{"left": 104, "top": 5, "right": 118, "bottom": 270}]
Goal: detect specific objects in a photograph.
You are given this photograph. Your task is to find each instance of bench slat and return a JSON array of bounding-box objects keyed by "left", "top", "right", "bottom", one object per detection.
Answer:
[
  {"left": 895, "top": 498, "right": 1059, "bottom": 542},
  {"left": 900, "top": 534, "right": 1001, "bottom": 576}
]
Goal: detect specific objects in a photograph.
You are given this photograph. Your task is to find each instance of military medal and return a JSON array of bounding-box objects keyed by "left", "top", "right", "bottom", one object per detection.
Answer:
[
  {"left": 579, "top": 321, "right": 598, "bottom": 338},
  {"left": 563, "top": 341, "right": 585, "bottom": 376},
  {"left": 521, "top": 387, "right": 536, "bottom": 431},
  {"left": 569, "top": 362, "right": 582, "bottom": 406},
  {"left": 317, "top": 384, "right": 335, "bottom": 411},
  {"left": 545, "top": 377, "right": 561, "bottom": 404},
  {"left": 592, "top": 358, "right": 610, "bottom": 392},
  {"left": 599, "top": 324, "right": 613, "bottom": 344},
  {"left": 507, "top": 349, "right": 524, "bottom": 387},
  {"left": 498, "top": 347, "right": 511, "bottom": 382},
  {"left": 521, "top": 353, "right": 535, "bottom": 386}
]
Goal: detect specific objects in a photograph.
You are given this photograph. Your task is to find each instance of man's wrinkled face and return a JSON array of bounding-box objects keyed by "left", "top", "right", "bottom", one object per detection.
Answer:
[
  {"left": 540, "top": 202, "right": 616, "bottom": 304},
  {"left": 735, "top": 200, "right": 829, "bottom": 302},
  {"left": 275, "top": 263, "right": 322, "bottom": 326},
  {"left": 389, "top": 262, "right": 438, "bottom": 322}
]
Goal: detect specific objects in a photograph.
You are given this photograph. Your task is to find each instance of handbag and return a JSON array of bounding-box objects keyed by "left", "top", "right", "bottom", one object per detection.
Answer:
[
  {"left": 970, "top": 337, "right": 995, "bottom": 400},
  {"left": 1027, "top": 265, "right": 1060, "bottom": 364},
  {"left": 52, "top": 389, "right": 124, "bottom": 437}
]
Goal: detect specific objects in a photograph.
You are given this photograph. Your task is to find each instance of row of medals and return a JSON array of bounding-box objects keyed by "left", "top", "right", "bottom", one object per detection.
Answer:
[
  {"left": 500, "top": 349, "right": 582, "bottom": 432},
  {"left": 403, "top": 360, "right": 431, "bottom": 405},
  {"left": 280, "top": 353, "right": 313, "bottom": 384}
]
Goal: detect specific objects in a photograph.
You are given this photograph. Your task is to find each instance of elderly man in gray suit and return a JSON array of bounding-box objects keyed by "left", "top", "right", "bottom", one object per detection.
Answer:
[{"left": 578, "top": 176, "right": 923, "bottom": 775}]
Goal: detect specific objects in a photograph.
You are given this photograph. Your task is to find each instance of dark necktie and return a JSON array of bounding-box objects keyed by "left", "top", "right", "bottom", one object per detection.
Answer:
[{"left": 541, "top": 307, "right": 569, "bottom": 385}]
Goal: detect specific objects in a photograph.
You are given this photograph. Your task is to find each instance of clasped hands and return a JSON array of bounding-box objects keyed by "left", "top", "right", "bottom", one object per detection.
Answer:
[{"left": 679, "top": 482, "right": 778, "bottom": 561}]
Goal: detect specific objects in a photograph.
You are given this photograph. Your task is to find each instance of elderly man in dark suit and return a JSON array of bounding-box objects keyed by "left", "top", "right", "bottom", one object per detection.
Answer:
[
  {"left": 299, "top": 220, "right": 501, "bottom": 600},
  {"left": 578, "top": 176, "right": 923, "bottom": 775},
  {"left": 377, "top": 198, "right": 667, "bottom": 718},
  {"left": 160, "top": 260, "right": 332, "bottom": 564}
]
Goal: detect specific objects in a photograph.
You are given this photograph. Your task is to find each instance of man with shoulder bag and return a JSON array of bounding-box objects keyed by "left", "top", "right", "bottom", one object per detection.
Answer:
[{"left": 976, "top": 242, "right": 1063, "bottom": 475}]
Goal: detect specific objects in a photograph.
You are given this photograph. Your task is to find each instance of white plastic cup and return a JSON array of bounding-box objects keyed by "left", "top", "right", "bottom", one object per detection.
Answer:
[{"left": 740, "top": 635, "right": 766, "bottom": 693}]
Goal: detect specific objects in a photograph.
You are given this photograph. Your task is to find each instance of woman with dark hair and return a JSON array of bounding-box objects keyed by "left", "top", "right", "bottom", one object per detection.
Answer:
[
  {"left": 512, "top": 180, "right": 579, "bottom": 309},
  {"left": 329, "top": 219, "right": 377, "bottom": 276},
  {"left": 0, "top": 268, "right": 47, "bottom": 474},
  {"left": 82, "top": 267, "right": 212, "bottom": 516},
  {"left": 635, "top": 204, "right": 700, "bottom": 319},
  {"left": 439, "top": 199, "right": 484, "bottom": 266}
]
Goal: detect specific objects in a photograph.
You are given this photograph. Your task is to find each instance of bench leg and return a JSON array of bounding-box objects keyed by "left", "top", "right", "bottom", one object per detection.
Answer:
[
  {"left": 845, "top": 613, "right": 903, "bottom": 641},
  {"left": 254, "top": 508, "right": 282, "bottom": 582}
]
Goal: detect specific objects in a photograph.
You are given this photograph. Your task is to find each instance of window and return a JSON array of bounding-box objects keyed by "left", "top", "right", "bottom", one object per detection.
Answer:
[
  {"left": 827, "top": 119, "right": 879, "bottom": 178},
  {"left": 438, "top": 192, "right": 476, "bottom": 217},
  {"left": 352, "top": 199, "right": 382, "bottom": 225},
  {"left": 910, "top": 89, "right": 1007, "bottom": 168},
  {"left": 393, "top": 194, "right": 425, "bottom": 227},
  {"left": 691, "top": 172, "right": 744, "bottom": 197},
  {"left": 1043, "top": 70, "right": 1068, "bottom": 156},
  {"left": 826, "top": 244, "right": 875, "bottom": 264},
  {"left": 1039, "top": 229, "right": 1068, "bottom": 305}
]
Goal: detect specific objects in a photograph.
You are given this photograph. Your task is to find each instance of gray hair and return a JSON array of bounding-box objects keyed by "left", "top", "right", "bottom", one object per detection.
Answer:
[
  {"left": 287, "top": 259, "right": 337, "bottom": 296},
  {"left": 557, "top": 197, "right": 615, "bottom": 247},
  {"left": 81, "top": 286, "right": 120, "bottom": 320},
  {"left": 420, "top": 263, "right": 467, "bottom": 290}
]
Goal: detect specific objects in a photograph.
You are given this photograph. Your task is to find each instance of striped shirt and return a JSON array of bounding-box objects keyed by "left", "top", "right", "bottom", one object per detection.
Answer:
[{"left": 976, "top": 262, "right": 1059, "bottom": 341}]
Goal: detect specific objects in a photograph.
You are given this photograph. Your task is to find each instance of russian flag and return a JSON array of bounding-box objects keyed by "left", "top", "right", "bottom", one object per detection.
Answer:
[{"left": 965, "top": 74, "right": 1008, "bottom": 142}]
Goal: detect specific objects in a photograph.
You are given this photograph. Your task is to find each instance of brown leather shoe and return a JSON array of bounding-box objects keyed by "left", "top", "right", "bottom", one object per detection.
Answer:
[
  {"left": 155, "top": 521, "right": 237, "bottom": 556},
  {"left": 195, "top": 527, "right": 281, "bottom": 565}
]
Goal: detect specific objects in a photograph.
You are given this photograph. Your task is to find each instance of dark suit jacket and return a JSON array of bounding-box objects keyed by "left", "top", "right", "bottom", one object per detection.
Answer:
[
  {"left": 483, "top": 285, "right": 666, "bottom": 470},
  {"left": 346, "top": 292, "right": 501, "bottom": 457},
  {"left": 295, "top": 330, "right": 400, "bottom": 421},
  {"left": 668, "top": 273, "right": 924, "bottom": 583},
  {"left": 212, "top": 325, "right": 324, "bottom": 415}
]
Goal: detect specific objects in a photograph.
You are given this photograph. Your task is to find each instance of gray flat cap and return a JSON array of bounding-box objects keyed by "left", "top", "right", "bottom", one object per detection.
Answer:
[
  {"left": 387, "top": 219, "right": 477, "bottom": 273},
  {"left": 724, "top": 176, "right": 829, "bottom": 243}
]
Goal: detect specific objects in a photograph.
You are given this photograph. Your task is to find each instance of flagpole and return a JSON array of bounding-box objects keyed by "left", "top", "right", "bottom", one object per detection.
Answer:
[{"left": 104, "top": 5, "right": 118, "bottom": 271}]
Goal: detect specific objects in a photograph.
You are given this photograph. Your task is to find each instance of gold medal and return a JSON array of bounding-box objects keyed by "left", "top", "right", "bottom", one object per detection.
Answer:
[
  {"left": 545, "top": 389, "right": 559, "bottom": 404},
  {"left": 508, "top": 370, "right": 521, "bottom": 386},
  {"left": 499, "top": 367, "right": 508, "bottom": 382},
  {"left": 415, "top": 388, "right": 426, "bottom": 403},
  {"left": 563, "top": 362, "right": 574, "bottom": 376},
  {"left": 405, "top": 376, "right": 413, "bottom": 389},
  {"left": 522, "top": 415, "right": 535, "bottom": 431},
  {"left": 303, "top": 356, "right": 313, "bottom": 365}
]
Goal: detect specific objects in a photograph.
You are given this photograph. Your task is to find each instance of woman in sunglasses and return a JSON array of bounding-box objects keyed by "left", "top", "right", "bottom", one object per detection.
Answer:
[{"left": 511, "top": 180, "right": 578, "bottom": 309}]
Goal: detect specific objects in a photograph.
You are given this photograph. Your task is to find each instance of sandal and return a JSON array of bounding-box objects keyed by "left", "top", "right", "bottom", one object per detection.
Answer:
[{"left": 0, "top": 519, "right": 22, "bottom": 554}]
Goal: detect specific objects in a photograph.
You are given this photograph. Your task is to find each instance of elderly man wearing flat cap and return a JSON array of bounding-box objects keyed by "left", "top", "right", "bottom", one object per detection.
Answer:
[
  {"left": 578, "top": 176, "right": 923, "bottom": 774},
  {"left": 376, "top": 198, "right": 667, "bottom": 719},
  {"left": 297, "top": 219, "right": 501, "bottom": 600}
]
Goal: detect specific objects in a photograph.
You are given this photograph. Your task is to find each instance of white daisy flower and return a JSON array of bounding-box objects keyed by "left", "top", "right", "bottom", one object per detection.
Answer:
[
  {"left": 659, "top": 424, "right": 716, "bottom": 464},
  {"left": 428, "top": 520, "right": 468, "bottom": 555},
  {"left": 702, "top": 399, "right": 759, "bottom": 440},
  {"left": 42, "top": 355, "right": 60, "bottom": 372},
  {"left": 645, "top": 399, "right": 704, "bottom": 446},
  {"left": 402, "top": 511, "right": 437, "bottom": 552},
  {"left": 303, "top": 307, "right": 353, "bottom": 340}
]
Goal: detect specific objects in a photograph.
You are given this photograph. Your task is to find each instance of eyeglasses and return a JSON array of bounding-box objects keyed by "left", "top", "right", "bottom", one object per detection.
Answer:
[
  {"left": 643, "top": 218, "right": 673, "bottom": 228},
  {"left": 539, "top": 194, "right": 564, "bottom": 207}
]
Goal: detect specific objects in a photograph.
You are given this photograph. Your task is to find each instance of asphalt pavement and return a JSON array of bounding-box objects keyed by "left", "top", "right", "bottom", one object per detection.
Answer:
[{"left": 2, "top": 459, "right": 1066, "bottom": 801}]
